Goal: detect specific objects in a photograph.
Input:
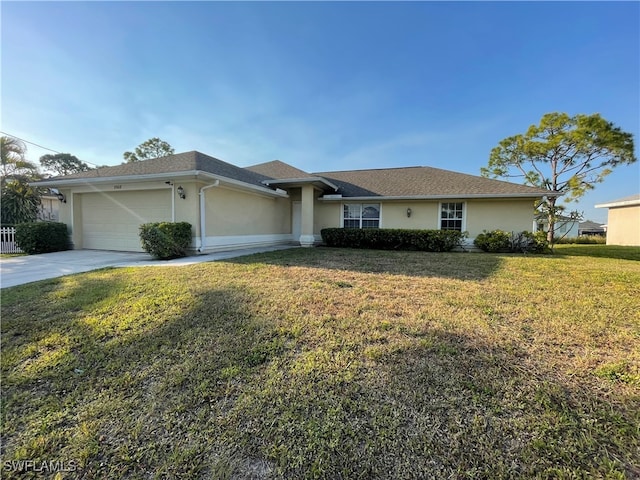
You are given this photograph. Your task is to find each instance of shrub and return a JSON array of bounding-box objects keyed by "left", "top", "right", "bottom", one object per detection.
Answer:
[
  {"left": 15, "top": 222, "right": 70, "bottom": 254},
  {"left": 473, "top": 230, "right": 511, "bottom": 253},
  {"left": 139, "top": 222, "right": 192, "bottom": 259},
  {"left": 555, "top": 236, "right": 606, "bottom": 245},
  {"left": 474, "top": 230, "right": 548, "bottom": 254},
  {"left": 320, "top": 228, "right": 466, "bottom": 252}
]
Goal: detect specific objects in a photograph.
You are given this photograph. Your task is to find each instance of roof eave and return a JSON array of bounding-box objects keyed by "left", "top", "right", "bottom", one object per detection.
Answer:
[
  {"left": 262, "top": 177, "right": 339, "bottom": 192},
  {"left": 31, "top": 170, "right": 202, "bottom": 187},
  {"left": 320, "top": 193, "right": 548, "bottom": 201},
  {"left": 595, "top": 199, "right": 640, "bottom": 209},
  {"left": 32, "top": 170, "right": 288, "bottom": 198},
  {"left": 201, "top": 172, "right": 288, "bottom": 198}
]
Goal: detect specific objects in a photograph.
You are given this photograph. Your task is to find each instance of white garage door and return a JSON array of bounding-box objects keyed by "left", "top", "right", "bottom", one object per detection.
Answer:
[{"left": 81, "top": 190, "right": 172, "bottom": 251}]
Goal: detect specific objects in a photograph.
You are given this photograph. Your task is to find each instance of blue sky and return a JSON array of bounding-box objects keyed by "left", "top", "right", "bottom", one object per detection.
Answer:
[{"left": 2, "top": 1, "right": 638, "bottom": 223}]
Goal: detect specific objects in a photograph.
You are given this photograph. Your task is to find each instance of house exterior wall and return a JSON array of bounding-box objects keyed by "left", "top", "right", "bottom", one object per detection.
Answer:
[
  {"left": 314, "top": 198, "right": 536, "bottom": 240},
  {"left": 378, "top": 202, "right": 440, "bottom": 229},
  {"left": 174, "top": 182, "right": 200, "bottom": 235},
  {"left": 466, "top": 199, "right": 534, "bottom": 237},
  {"left": 204, "top": 185, "right": 290, "bottom": 236},
  {"left": 314, "top": 201, "right": 341, "bottom": 236},
  {"left": 48, "top": 176, "right": 541, "bottom": 252},
  {"left": 606, "top": 205, "right": 640, "bottom": 246},
  {"left": 200, "top": 184, "right": 292, "bottom": 252}
]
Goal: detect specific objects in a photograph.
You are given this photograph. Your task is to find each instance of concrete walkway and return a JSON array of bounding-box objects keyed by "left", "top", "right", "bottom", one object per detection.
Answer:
[{"left": 0, "top": 246, "right": 296, "bottom": 289}]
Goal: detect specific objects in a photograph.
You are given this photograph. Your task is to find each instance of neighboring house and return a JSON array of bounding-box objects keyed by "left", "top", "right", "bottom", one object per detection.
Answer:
[
  {"left": 32, "top": 151, "right": 550, "bottom": 253},
  {"left": 37, "top": 194, "right": 60, "bottom": 222},
  {"left": 578, "top": 220, "right": 606, "bottom": 237},
  {"left": 534, "top": 214, "right": 580, "bottom": 238},
  {"left": 595, "top": 194, "right": 640, "bottom": 246}
]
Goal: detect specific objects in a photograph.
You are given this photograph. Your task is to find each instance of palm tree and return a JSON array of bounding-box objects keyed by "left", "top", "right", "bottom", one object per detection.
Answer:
[
  {"left": 1, "top": 136, "right": 42, "bottom": 224},
  {"left": 1, "top": 136, "right": 39, "bottom": 187}
]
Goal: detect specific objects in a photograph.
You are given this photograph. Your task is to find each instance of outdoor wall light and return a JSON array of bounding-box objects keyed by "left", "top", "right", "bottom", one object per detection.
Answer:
[
  {"left": 406, "top": 207, "right": 412, "bottom": 218},
  {"left": 177, "top": 186, "right": 186, "bottom": 199},
  {"left": 56, "top": 192, "right": 66, "bottom": 203}
]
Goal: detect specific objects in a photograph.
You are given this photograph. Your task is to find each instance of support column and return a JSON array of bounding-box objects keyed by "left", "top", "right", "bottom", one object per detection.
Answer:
[{"left": 299, "top": 184, "right": 316, "bottom": 247}]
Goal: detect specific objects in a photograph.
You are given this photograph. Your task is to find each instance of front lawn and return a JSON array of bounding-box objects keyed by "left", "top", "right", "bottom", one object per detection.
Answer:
[{"left": 1, "top": 247, "right": 639, "bottom": 479}]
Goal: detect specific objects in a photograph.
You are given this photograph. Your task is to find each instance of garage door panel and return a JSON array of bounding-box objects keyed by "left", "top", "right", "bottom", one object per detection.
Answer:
[{"left": 81, "top": 191, "right": 171, "bottom": 251}]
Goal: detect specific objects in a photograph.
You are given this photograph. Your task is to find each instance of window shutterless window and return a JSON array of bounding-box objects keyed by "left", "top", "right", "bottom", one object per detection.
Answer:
[
  {"left": 343, "top": 203, "right": 380, "bottom": 228},
  {"left": 440, "top": 202, "right": 464, "bottom": 231}
]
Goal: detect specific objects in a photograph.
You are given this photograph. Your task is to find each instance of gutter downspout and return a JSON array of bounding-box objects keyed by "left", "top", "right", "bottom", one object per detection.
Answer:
[
  {"left": 165, "top": 181, "right": 175, "bottom": 221},
  {"left": 171, "top": 184, "right": 175, "bottom": 222},
  {"left": 198, "top": 180, "right": 220, "bottom": 253}
]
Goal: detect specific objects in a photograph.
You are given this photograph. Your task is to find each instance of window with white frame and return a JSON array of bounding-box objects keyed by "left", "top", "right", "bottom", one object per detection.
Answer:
[
  {"left": 343, "top": 203, "right": 380, "bottom": 228},
  {"left": 440, "top": 202, "right": 464, "bottom": 231}
]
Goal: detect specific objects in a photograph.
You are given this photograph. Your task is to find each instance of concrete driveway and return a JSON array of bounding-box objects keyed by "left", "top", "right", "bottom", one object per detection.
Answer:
[{"left": 0, "top": 246, "right": 295, "bottom": 289}]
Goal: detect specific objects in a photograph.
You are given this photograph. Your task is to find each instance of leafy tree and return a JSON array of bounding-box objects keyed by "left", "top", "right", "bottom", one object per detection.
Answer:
[
  {"left": 1, "top": 180, "right": 40, "bottom": 224},
  {"left": 40, "top": 153, "right": 92, "bottom": 176},
  {"left": 482, "top": 113, "right": 636, "bottom": 242},
  {"left": 123, "top": 137, "right": 174, "bottom": 163},
  {"left": 1, "top": 136, "right": 42, "bottom": 224},
  {"left": 1, "top": 136, "right": 39, "bottom": 187}
]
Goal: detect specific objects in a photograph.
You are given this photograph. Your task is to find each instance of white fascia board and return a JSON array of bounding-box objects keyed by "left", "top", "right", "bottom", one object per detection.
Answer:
[
  {"left": 262, "top": 177, "right": 340, "bottom": 191},
  {"left": 595, "top": 198, "right": 640, "bottom": 209},
  {"left": 32, "top": 170, "right": 202, "bottom": 187},
  {"left": 319, "top": 193, "right": 547, "bottom": 201},
  {"left": 202, "top": 172, "right": 289, "bottom": 198},
  {"left": 33, "top": 170, "right": 288, "bottom": 198}
]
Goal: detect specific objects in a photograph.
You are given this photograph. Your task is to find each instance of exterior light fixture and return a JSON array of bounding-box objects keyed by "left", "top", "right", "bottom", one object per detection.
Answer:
[
  {"left": 406, "top": 207, "right": 412, "bottom": 218},
  {"left": 56, "top": 192, "right": 66, "bottom": 203},
  {"left": 177, "top": 186, "right": 186, "bottom": 199}
]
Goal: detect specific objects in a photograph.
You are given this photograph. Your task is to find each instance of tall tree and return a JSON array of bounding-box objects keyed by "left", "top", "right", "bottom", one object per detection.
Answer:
[
  {"left": 1, "top": 136, "right": 39, "bottom": 187},
  {"left": 123, "top": 137, "right": 174, "bottom": 163},
  {"left": 482, "top": 113, "right": 636, "bottom": 242},
  {"left": 1, "top": 136, "right": 42, "bottom": 224},
  {"left": 40, "top": 153, "right": 92, "bottom": 176}
]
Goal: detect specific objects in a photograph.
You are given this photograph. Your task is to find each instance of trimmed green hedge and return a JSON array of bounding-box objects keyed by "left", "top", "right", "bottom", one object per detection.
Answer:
[
  {"left": 474, "top": 230, "right": 548, "bottom": 253},
  {"left": 321, "top": 228, "right": 466, "bottom": 252},
  {"left": 15, "top": 222, "right": 70, "bottom": 254},
  {"left": 139, "top": 222, "right": 192, "bottom": 259}
]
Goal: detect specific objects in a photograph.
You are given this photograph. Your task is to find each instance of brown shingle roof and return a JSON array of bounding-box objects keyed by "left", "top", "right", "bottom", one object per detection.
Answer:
[
  {"left": 313, "top": 166, "right": 550, "bottom": 197},
  {"left": 36, "top": 151, "right": 550, "bottom": 198},
  {"left": 246, "top": 160, "right": 314, "bottom": 179},
  {"left": 39, "top": 151, "right": 270, "bottom": 187}
]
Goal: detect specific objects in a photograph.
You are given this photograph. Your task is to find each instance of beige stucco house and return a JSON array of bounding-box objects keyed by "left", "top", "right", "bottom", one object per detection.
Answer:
[
  {"left": 33, "top": 151, "right": 550, "bottom": 253},
  {"left": 595, "top": 194, "right": 640, "bottom": 246}
]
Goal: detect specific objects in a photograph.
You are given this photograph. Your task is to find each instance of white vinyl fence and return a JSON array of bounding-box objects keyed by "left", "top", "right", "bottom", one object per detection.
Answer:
[{"left": 0, "top": 227, "right": 23, "bottom": 254}]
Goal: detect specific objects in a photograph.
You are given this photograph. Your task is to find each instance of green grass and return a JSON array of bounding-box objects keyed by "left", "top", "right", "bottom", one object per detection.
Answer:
[
  {"left": 2, "top": 247, "right": 639, "bottom": 479},
  {"left": 552, "top": 243, "right": 640, "bottom": 261}
]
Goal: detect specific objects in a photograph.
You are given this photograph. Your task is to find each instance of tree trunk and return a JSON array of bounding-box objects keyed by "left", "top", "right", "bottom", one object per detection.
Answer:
[{"left": 546, "top": 197, "right": 556, "bottom": 244}]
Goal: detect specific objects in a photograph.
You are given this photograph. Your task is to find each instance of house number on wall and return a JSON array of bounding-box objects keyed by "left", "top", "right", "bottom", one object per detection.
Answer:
[{"left": 114, "top": 185, "right": 122, "bottom": 189}]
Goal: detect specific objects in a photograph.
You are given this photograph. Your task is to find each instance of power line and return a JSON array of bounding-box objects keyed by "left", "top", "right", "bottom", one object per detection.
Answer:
[
  {"left": 0, "top": 131, "right": 61, "bottom": 154},
  {"left": 0, "top": 131, "right": 101, "bottom": 167}
]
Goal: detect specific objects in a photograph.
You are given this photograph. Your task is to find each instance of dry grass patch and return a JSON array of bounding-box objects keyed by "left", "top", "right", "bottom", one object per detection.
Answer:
[{"left": 1, "top": 246, "right": 639, "bottom": 479}]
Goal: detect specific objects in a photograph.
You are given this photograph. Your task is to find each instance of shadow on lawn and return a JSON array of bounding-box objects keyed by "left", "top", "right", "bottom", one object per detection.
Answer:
[
  {"left": 0, "top": 278, "right": 287, "bottom": 479},
  {"left": 229, "top": 324, "right": 640, "bottom": 479},
  {"left": 229, "top": 246, "right": 505, "bottom": 281},
  {"left": 2, "top": 274, "right": 638, "bottom": 479}
]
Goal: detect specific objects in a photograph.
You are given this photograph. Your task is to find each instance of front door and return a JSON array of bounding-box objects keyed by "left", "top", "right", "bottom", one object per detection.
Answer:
[{"left": 292, "top": 201, "right": 302, "bottom": 243}]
